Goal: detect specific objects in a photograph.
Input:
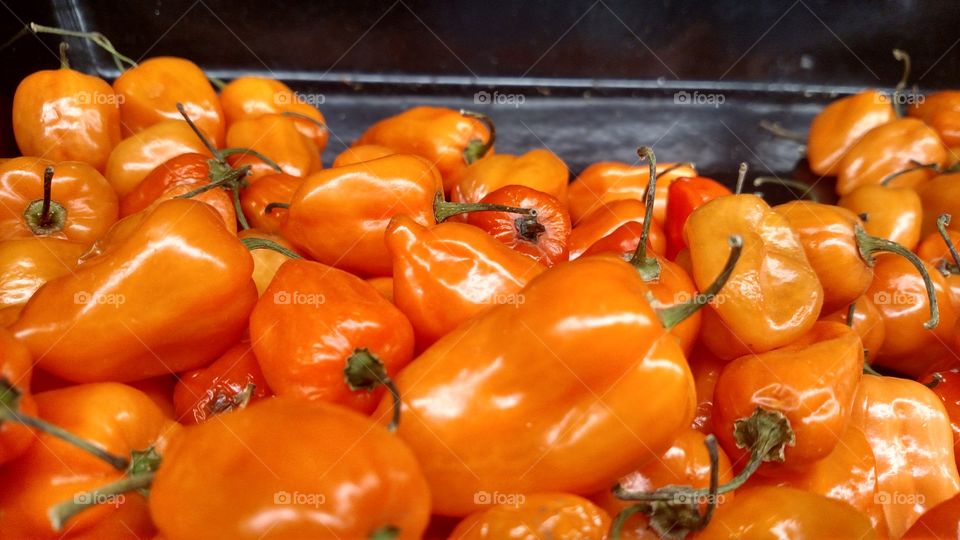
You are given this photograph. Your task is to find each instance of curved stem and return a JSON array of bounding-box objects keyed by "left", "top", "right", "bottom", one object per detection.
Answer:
[
  {"left": 936, "top": 214, "right": 960, "bottom": 272},
  {"left": 855, "top": 225, "right": 939, "bottom": 329},
  {"left": 240, "top": 237, "right": 302, "bottom": 259},
  {"left": 753, "top": 176, "right": 819, "bottom": 202},
  {"left": 609, "top": 505, "right": 647, "bottom": 540},
  {"left": 433, "top": 192, "right": 534, "bottom": 223},
  {"left": 657, "top": 235, "right": 743, "bottom": 330},
  {"left": 219, "top": 147, "right": 283, "bottom": 173},
  {"left": 460, "top": 109, "right": 496, "bottom": 164},
  {"left": 232, "top": 186, "right": 250, "bottom": 230},
  {"left": 734, "top": 163, "right": 749, "bottom": 195},
  {"left": 845, "top": 302, "right": 857, "bottom": 328},
  {"left": 344, "top": 349, "right": 401, "bottom": 432},
  {"left": 925, "top": 372, "right": 944, "bottom": 389},
  {"left": 880, "top": 161, "right": 940, "bottom": 186},
  {"left": 0, "top": 25, "right": 31, "bottom": 53},
  {"left": 176, "top": 102, "right": 222, "bottom": 161},
  {"left": 264, "top": 202, "right": 290, "bottom": 214},
  {"left": 281, "top": 111, "right": 328, "bottom": 132},
  {"left": 759, "top": 120, "right": 806, "bottom": 142},
  {"left": 48, "top": 472, "right": 155, "bottom": 531},
  {"left": 58, "top": 42, "right": 70, "bottom": 69},
  {"left": 30, "top": 23, "right": 136, "bottom": 72},
  {"left": 892, "top": 49, "right": 911, "bottom": 118},
  {"left": 628, "top": 146, "right": 661, "bottom": 281},
  {"left": 658, "top": 162, "right": 696, "bottom": 177}
]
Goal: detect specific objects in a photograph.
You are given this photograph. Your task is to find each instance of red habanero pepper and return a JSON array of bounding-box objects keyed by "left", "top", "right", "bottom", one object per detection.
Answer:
[{"left": 665, "top": 176, "right": 731, "bottom": 260}]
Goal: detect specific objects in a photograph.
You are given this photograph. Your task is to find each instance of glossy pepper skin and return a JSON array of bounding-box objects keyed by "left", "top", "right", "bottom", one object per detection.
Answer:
[
  {"left": 688, "top": 346, "right": 726, "bottom": 434},
  {"left": 356, "top": 106, "right": 492, "bottom": 192},
  {"left": 695, "top": 486, "right": 877, "bottom": 540},
  {"left": 908, "top": 90, "right": 960, "bottom": 147},
  {"left": 901, "top": 491, "right": 960, "bottom": 539},
  {"left": 917, "top": 172, "right": 960, "bottom": 238},
  {"left": 0, "top": 383, "right": 180, "bottom": 539},
  {"left": 378, "top": 255, "right": 695, "bottom": 516},
  {"left": 224, "top": 113, "right": 321, "bottom": 182},
  {"left": 747, "top": 424, "right": 886, "bottom": 533},
  {"left": 838, "top": 184, "right": 922, "bottom": 250},
  {"left": 917, "top": 226, "right": 960, "bottom": 307},
  {"left": 385, "top": 215, "right": 546, "bottom": 348},
  {"left": 466, "top": 185, "right": 571, "bottom": 266},
  {"left": 10, "top": 199, "right": 257, "bottom": 382},
  {"left": 850, "top": 375, "right": 960, "bottom": 538},
  {"left": 113, "top": 57, "right": 225, "bottom": 146},
  {"left": 173, "top": 341, "right": 271, "bottom": 425},
  {"left": 835, "top": 118, "right": 947, "bottom": 195},
  {"left": 104, "top": 120, "right": 215, "bottom": 198},
  {"left": 686, "top": 195, "right": 823, "bottom": 359},
  {"left": 0, "top": 328, "right": 36, "bottom": 465},
  {"left": 13, "top": 68, "right": 121, "bottom": 172},
  {"left": 219, "top": 76, "right": 328, "bottom": 150},
  {"left": 714, "top": 322, "right": 863, "bottom": 468},
  {"left": 239, "top": 173, "right": 302, "bottom": 233},
  {"left": 820, "top": 295, "right": 886, "bottom": 359},
  {"left": 249, "top": 259, "right": 414, "bottom": 412},
  {"left": 0, "top": 157, "right": 118, "bottom": 245},
  {"left": 568, "top": 161, "right": 697, "bottom": 227},
  {"left": 333, "top": 144, "right": 395, "bottom": 167},
  {"left": 238, "top": 228, "right": 300, "bottom": 295},
  {"left": 452, "top": 149, "right": 569, "bottom": 206},
  {"left": 281, "top": 154, "right": 442, "bottom": 276},
  {"left": 923, "top": 368, "right": 960, "bottom": 473},
  {"left": 150, "top": 397, "right": 431, "bottom": 540},
  {"left": 806, "top": 89, "right": 894, "bottom": 176},
  {"left": 773, "top": 201, "right": 873, "bottom": 312},
  {"left": 665, "top": 175, "right": 731, "bottom": 260},
  {"left": 0, "top": 238, "right": 85, "bottom": 326},
  {"left": 594, "top": 429, "right": 735, "bottom": 540},
  {"left": 866, "top": 255, "right": 958, "bottom": 376},
  {"left": 568, "top": 199, "right": 666, "bottom": 260},
  {"left": 450, "top": 493, "right": 611, "bottom": 540}
]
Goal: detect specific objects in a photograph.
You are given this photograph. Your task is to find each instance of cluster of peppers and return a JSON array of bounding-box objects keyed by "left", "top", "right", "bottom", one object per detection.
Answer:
[{"left": 0, "top": 26, "right": 958, "bottom": 540}]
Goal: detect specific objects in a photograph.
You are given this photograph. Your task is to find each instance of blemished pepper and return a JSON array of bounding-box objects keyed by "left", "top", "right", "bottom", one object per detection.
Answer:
[
  {"left": 568, "top": 161, "right": 697, "bottom": 227},
  {"left": 9, "top": 199, "right": 257, "bottom": 382},
  {"left": 451, "top": 148, "right": 569, "bottom": 206},
  {"left": 805, "top": 89, "right": 894, "bottom": 176},
  {"left": 385, "top": 214, "right": 545, "bottom": 348},
  {"left": 377, "top": 239, "right": 742, "bottom": 516},
  {"left": 12, "top": 60, "right": 121, "bottom": 172},
  {"left": 450, "top": 493, "right": 611, "bottom": 540},
  {"left": 356, "top": 106, "right": 493, "bottom": 192},
  {"left": 0, "top": 157, "right": 118, "bottom": 246},
  {"left": 249, "top": 259, "right": 414, "bottom": 418},
  {"left": 850, "top": 375, "right": 960, "bottom": 538},
  {"left": 172, "top": 340, "right": 271, "bottom": 425},
  {"left": 149, "top": 397, "right": 431, "bottom": 540},
  {"left": 685, "top": 193, "right": 823, "bottom": 359}
]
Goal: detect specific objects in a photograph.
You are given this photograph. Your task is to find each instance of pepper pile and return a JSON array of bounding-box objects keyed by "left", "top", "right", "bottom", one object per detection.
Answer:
[{"left": 0, "top": 26, "right": 958, "bottom": 540}]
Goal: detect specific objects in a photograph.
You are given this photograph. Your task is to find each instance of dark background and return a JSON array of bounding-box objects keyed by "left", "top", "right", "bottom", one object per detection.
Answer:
[{"left": 2, "top": 0, "right": 959, "bottom": 198}]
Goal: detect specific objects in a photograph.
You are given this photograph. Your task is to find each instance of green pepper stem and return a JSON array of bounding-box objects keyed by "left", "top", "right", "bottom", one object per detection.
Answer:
[
  {"left": 734, "top": 163, "right": 749, "bottom": 195},
  {"left": 460, "top": 109, "right": 496, "bottom": 164},
  {"left": 880, "top": 161, "right": 940, "bottom": 186},
  {"left": 207, "top": 76, "right": 226, "bottom": 90},
  {"left": 433, "top": 192, "right": 534, "bottom": 223},
  {"left": 48, "top": 472, "right": 155, "bottom": 531},
  {"left": 656, "top": 235, "right": 743, "bottom": 330},
  {"left": 176, "top": 102, "right": 222, "bottom": 161},
  {"left": 219, "top": 147, "right": 283, "bottom": 173},
  {"left": 264, "top": 202, "right": 290, "bottom": 214},
  {"left": 30, "top": 23, "right": 136, "bottom": 72},
  {"left": 628, "top": 146, "right": 661, "bottom": 281},
  {"left": 58, "top": 42, "right": 69, "bottom": 69},
  {"left": 240, "top": 237, "right": 302, "bottom": 259},
  {"left": 344, "top": 349, "right": 401, "bottom": 432},
  {"left": 855, "top": 224, "right": 939, "bottom": 329},
  {"left": 23, "top": 166, "right": 68, "bottom": 236},
  {"left": 232, "top": 186, "right": 250, "bottom": 230},
  {"left": 936, "top": 214, "right": 960, "bottom": 272},
  {"left": 369, "top": 525, "right": 400, "bottom": 540},
  {"left": 281, "top": 111, "right": 328, "bottom": 132},
  {"left": 753, "top": 177, "right": 819, "bottom": 202},
  {"left": 892, "top": 49, "right": 911, "bottom": 118},
  {"left": 759, "top": 120, "right": 806, "bottom": 142}
]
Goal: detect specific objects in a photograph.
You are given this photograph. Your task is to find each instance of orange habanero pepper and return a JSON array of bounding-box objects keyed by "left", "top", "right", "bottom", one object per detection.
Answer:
[
  {"left": 356, "top": 106, "right": 493, "bottom": 192},
  {"left": 172, "top": 340, "right": 271, "bottom": 425},
  {"left": 237, "top": 228, "right": 301, "bottom": 295},
  {"left": 249, "top": 259, "right": 414, "bottom": 419},
  {"left": 219, "top": 76, "right": 328, "bottom": 150},
  {"left": 224, "top": 113, "right": 321, "bottom": 182},
  {"left": 909, "top": 90, "right": 960, "bottom": 147},
  {"left": 901, "top": 490, "right": 960, "bottom": 539},
  {"left": 332, "top": 144, "right": 395, "bottom": 167},
  {"left": 0, "top": 238, "right": 85, "bottom": 326},
  {"left": 850, "top": 375, "right": 960, "bottom": 538},
  {"left": 922, "top": 367, "right": 960, "bottom": 472},
  {"left": 917, "top": 214, "right": 960, "bottom": 308},
  {"left": 806, "top": 89, "right": 895, "bottom": 176},
  {"left": 568, "top": 199, "right": 666, "bottom": 260},
  {"left": 917, "top": 171, "right": 960, "bottom": 238},
  {"left": 451, "top": 148, "right": 569, "bottom": 205},
  {"left": 838, "top": 183, "right": 923, "bottom": 250},
  {"left": 820, "top": 295, "right": 886, "bottom": 361},
  {"left": 149, "top": 397, "right": 431, "bottom": 540},
  {"left": 385, "top": 214, "right": 546, "bottom": 348},
  {"left": 239, "top": 173, "right": 303, "bottom": 233},
  {"left": 0, "top": 157, "right": 118, "bottom": 245},
  {"left": 12, "top": 56, "right": 121, "bottom": 172},
  {"left": 665, "top": 175, "right": 731, "bottom": 260},
  {"left": 450, "top": 493, "right": 611, "bottom": 540},
  {"left": 9, "top": 199, "right": 257, "bottom": 382}
]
